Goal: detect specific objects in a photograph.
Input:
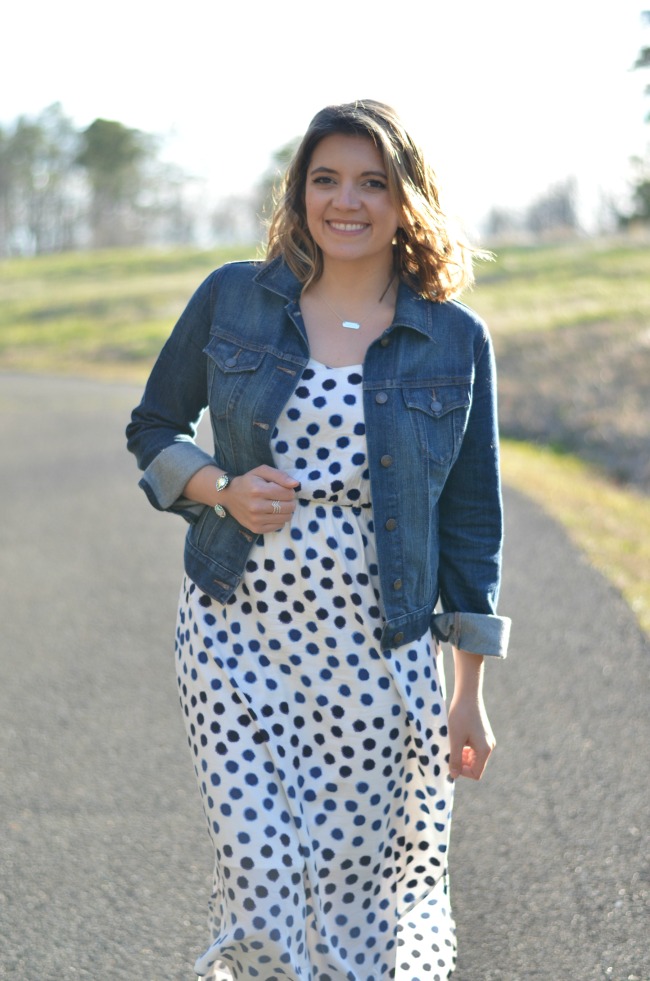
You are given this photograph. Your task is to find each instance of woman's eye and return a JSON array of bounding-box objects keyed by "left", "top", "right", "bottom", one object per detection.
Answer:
[
  {"left": 313, "top": 176, "right": 334, "bottom": 185},
  {"left": 365, "top": 179, "right": 387, "bottom": 189}
]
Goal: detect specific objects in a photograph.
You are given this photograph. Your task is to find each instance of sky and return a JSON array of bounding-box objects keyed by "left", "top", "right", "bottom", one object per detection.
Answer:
[{"left": 3, "top": 0, "right": 648, "bottom": 232}]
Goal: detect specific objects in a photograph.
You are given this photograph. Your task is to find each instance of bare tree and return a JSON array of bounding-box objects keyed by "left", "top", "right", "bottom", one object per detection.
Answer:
[
  {"left": 0, "top": 104, "right": 80, "bottom": 255},
  {"left": 254, "top": 138, "right": 300, "bottom": 228},
  {"left": 621, "top": 10, "right": 650, "bottom": 225},
  {"left": 483, "top": 206, "right": 524, "bottom": 241},
  {"left": 211, "top": 195, "right": 260, "bottom": 245},
  {"left": 525, "top": 178, "right": 579, "bottom": 237}
]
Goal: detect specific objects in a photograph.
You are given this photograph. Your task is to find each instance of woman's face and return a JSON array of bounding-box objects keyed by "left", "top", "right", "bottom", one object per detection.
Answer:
[{"left": 304, "top": 133, "right": 400, "bottom": 269}]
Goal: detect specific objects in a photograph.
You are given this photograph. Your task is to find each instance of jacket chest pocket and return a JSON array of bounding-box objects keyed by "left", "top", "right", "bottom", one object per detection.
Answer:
[
  {"left": 204, "top": 333, "right": 265, "bottom": 421},
  {"left": 402, "top": 383, "right": 471, "bottom": 465}
]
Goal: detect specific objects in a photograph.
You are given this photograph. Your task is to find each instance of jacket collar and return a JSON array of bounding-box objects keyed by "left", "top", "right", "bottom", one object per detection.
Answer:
[{"left": 254, "top": 256, "right": 434, "bottom": 339}]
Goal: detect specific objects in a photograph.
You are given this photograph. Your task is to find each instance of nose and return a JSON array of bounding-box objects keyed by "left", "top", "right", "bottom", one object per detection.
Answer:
[{"left": 333, "top": 180, "right": 360, "bottom": 210}]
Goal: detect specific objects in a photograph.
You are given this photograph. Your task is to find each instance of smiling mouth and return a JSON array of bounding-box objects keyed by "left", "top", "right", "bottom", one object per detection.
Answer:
[{"left": 327, "top": 221, "right": 369, "bottom": 232}]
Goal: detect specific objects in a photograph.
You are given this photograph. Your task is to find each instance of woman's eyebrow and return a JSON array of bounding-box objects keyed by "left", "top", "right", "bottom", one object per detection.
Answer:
[{"left": 309, "top": 165, "right": 388, "bottom": 177}]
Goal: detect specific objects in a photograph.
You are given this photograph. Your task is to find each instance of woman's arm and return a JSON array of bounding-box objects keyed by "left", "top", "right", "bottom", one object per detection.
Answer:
[
  {"left": 447, "top": 647, "right": 496, "bottom": 780},
  {"left": 125, "top": 271, "right": 222, "bottom": 519},
  {"left": 437, "top": 326, "right": 504, "bottom": 626}
]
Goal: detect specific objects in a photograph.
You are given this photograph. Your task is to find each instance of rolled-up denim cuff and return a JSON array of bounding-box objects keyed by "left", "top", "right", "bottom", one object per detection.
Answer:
[
  {"left": 431, "top": 611, "right": 511, "bottom": 657},
  {"left": 138, "top": 441, "right": 215, "bottom": 513}
]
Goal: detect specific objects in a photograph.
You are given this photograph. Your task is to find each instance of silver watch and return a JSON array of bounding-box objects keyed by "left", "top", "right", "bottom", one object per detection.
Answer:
[{"left": 214, "top": 473, "right": 230, "bottom": 518}]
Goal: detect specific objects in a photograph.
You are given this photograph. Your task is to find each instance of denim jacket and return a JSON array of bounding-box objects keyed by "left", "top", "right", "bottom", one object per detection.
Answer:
[{"left": 126, "top": 257, "right": 510, "bottom": 657}]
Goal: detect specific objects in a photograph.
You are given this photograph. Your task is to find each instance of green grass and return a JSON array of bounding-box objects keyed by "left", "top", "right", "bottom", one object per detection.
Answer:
[
  {"left": 1, "top": 239, "right": 649, "bottom": 636},
  {"left": 472, "top": 240, "right": 650, "bottom": 636},
  {"left": 0, "top": 245, "right": 256, "bottom": 379},
  {"left": 471, "top": 239, "right": 650, "bottom": 334},
  {"left": 501, "top": 439, "right": 650, "bottom": 637},
  {"left": 3, "top": 238, "right": 648, "bottom": 377}
]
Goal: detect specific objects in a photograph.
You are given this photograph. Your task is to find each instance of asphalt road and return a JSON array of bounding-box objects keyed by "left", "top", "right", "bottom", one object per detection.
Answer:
[{"left": 0, "top": 373, "right": 648, "bottom": 981}]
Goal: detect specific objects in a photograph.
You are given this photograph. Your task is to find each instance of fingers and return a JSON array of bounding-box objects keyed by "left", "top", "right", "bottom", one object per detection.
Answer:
[
  {"left": 447, "top": 746, "right": 464, "bottom": 782},
  {"left": 447, "top": 692, "right": 495, "bottom": 781},
  {"left": 449, "top": 740, "right": 494, "bottom": 780},
  {"left": 242, "top": 473, "right": 299, "bottom": 508},
  {"left": 454, "top": 744, "right": 492, "bottom": 781},
  {"left": 447, "top": 718, "right": 495, "bottom": 781},
  {"left": 225, "top": 468, "right": 300, "bottom": 534},
  {"left": 251, "top": 464, "right": 301, "bottom": 490}
]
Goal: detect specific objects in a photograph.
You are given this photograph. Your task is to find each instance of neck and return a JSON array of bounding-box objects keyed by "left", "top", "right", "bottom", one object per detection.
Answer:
[{"left": 315, "top": 256, "right": 396, "bottom": 304}]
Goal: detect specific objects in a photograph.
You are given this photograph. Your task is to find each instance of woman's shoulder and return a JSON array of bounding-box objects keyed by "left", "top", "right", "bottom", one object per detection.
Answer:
[
  {"left": 211, "top": 258, "right": 264, "bottom": 285},
  {"left": 444, "top": 296, "right": 488, "bottom": 330},
  {"left": 449, "top": 297, "right": 495, "bottom": 352},
  {"left": 212, "top": 256, "right": 303, "bottom": 297},
  {"left": 419, "top": 293, "right": 491, "bottom": 344},
  {"left": 190, "top": 259, "right": 266, "bottom": 307},
  {"left": 416, "top": 295, "right": 494, "bottom": 365}
]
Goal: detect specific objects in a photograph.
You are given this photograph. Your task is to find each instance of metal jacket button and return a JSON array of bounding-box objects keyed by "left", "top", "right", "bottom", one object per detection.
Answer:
[
  {"left": 225, "top": 357, "right": 238, "bottom": 368},
  {"left": 393, "top": 578, "right": 403, "bottom": 590},
  {"left": 375, "top": 392, "right": 388, "bottom": 404},
  {"left": 380, "top": 454, "right": 393, "bottom": 467},
  {"left": 385, "top": 518, "right": 397, "bottom": 531},
  {"left": 431, "top": 399, "right": 442, "bottom": 412},
  {"left": 380, "top": 336, "right": 390, "bottom": 347},
  {"left": 393, "top": 631, "right": 404, "bottom": 645}
]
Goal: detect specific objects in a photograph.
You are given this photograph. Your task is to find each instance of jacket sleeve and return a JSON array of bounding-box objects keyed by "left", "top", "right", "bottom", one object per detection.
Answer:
[
  {"left": 125, "top": 269, "right": 222, "bottom": 523},
  {"left": 434, "top": 325, "right": 511, "bottom": 657}
]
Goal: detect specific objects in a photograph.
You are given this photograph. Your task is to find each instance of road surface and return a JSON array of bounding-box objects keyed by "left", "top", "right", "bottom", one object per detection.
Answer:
[{"left": 0, "top": 374, "right": 647, "bottom": 981}]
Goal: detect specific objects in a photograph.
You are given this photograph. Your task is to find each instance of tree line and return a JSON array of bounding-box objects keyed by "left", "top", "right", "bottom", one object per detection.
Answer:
[
  {"left": 0, "top": 104, "right": 197, "bottom": 256},
  {"left": 3, "top": 21, "right": 650, "bottom": 260},
  {"left": 0, "top": 105, "right": 601, "bottom": 256},
  {"left": 0, "top": 104, "right": 295, "bottom": 257},
  {"left": 487, "top": 12, "right": 650, "bottom": 240},
  {"left": 623, "top": 8, "right": 650, "bottom": 229}
]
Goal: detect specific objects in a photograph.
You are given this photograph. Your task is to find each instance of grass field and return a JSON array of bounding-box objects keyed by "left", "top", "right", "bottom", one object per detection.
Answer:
[
  {"left": 470, "top": 239, "right": 650, "bottom": 335},
  {"left": 1, "top": 240, "right": 649, "bottom": 635},
  {"left": 500, "top": 439, "right": 650, "bottom": 636},
  {"left": 0, "top": 245, "right": 253, "bottom": 380}
]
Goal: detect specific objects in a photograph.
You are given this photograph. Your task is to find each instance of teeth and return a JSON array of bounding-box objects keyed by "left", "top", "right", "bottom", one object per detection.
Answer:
[{"left": 329, "top": 222, "right": 366, "bottom": 231}]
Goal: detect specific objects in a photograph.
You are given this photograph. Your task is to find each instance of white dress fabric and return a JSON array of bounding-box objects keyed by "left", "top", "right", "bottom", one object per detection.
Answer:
[{"left": 175, "top": 358, "right": 456, "bottom": 980}]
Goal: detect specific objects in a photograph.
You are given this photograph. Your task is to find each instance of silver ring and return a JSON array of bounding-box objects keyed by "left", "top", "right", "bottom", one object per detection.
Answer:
[{"left": 271, "top": 500, "right": 281, "bottom": 514}]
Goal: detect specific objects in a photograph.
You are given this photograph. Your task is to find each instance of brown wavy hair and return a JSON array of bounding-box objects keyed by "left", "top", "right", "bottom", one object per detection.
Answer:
[{"left": 266, "top": 99, "right": 484, "bottom": 301}]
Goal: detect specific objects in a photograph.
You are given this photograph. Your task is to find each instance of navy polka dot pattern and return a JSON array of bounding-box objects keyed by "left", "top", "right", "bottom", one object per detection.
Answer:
[{"left": 175, "top": 359, "right": 456, "bottom": 979}]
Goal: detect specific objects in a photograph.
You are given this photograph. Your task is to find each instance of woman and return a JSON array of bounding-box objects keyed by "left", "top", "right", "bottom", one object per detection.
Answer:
[{"left": 127, "top": 99, "right": 510, "bottom": 981}]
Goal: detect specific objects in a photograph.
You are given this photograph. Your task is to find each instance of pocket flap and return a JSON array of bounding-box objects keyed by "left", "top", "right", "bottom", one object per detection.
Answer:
[
  {"left": 402, "top": 384, "right": 470, "bottom": 418},
  {"left": 204, "top": 333, "right": 264, "bottom": 373}
]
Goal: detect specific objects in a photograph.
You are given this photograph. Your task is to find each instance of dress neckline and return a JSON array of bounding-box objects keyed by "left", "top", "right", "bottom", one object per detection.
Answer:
[{"left": 308, "top": 356, "right": 363, "bottom": 371}]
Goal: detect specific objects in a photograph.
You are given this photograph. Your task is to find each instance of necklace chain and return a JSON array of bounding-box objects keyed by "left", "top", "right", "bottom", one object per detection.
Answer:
[{"left": 319, "top": 275, "right": 395, "bottom": 330}]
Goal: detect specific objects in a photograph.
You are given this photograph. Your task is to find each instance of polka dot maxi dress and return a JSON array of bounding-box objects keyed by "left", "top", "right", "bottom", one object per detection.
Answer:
[{"left": 175, "top": 359, "right": 456, "bottom": 980}]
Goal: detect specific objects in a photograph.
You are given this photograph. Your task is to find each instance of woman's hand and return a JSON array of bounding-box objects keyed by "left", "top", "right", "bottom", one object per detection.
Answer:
[
  {"left": 221, "top": 465, "right": 299, "bottom": 533},
  {"left": 183, "top": 464, "right": 299, "bottom": 534},
  {"left": 447, "top": 648, "right": 496, "bottom": 781}
]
